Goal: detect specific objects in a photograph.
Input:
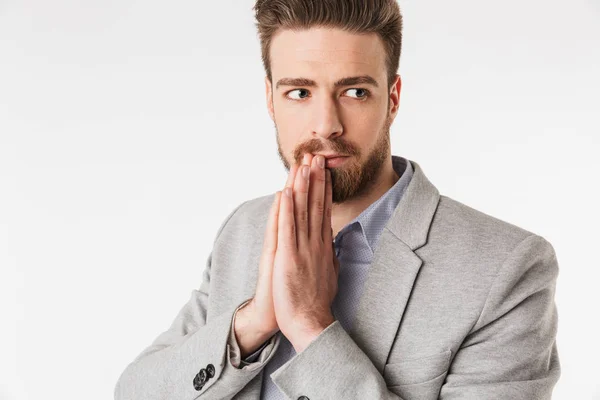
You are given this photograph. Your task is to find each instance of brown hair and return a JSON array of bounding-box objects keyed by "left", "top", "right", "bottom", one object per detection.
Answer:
[{"left": 252, "top": 0, "right": 403, "bottom": 90}]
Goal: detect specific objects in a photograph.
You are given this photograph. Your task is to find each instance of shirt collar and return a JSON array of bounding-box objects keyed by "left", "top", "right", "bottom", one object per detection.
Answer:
[{"left": 335, "top": 155, "right": 414, "bottom": 254}]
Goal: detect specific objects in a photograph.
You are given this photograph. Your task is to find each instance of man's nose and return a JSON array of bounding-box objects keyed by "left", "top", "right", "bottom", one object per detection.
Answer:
[{"left": 311, "top": 97, "right": 343, "bottom": 140}]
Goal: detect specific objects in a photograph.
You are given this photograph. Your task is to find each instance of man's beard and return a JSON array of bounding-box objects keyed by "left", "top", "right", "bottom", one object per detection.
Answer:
[{"left": 276, "top": 113, "right": 392, "bottom": 204}]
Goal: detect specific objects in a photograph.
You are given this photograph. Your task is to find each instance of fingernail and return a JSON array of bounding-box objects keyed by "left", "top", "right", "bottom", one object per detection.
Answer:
[
  {"left": 284, "top": 187, "right": 292, "bottom": 197},
  {"left": 317, "top": 155, "right": 325, "bottom": 168},
  {"left": 302, "top": 165, "right": 310, "bottom": 179},
  {"left": 303, "top": 153, "right": 309, "bottom": 164}
]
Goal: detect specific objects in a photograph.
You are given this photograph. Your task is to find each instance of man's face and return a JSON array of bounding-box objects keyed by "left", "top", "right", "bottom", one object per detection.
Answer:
[{"left": 265, "top": 27, "right": 401, "bottom": 204}]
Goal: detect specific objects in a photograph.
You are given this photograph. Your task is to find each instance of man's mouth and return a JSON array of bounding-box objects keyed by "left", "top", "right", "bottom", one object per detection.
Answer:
[{"left": 324, "top": 155, "right": 349, "bottom": 168}]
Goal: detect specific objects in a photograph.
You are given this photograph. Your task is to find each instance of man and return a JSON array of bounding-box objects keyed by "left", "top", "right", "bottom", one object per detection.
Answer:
[{"left": 114, "top": 0, "right": 561, "bottom": 399}]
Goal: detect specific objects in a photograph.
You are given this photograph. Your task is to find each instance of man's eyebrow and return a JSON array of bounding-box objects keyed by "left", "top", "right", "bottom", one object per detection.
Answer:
[{"left": 275, "top": 75, "right": 379, "bottom": 90}]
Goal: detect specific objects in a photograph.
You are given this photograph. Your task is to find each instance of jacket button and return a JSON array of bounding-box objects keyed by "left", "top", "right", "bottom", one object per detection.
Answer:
[
  {"left": 197, "top": 368, "right": 208, "bottom": 384},
  {"left": 193, "top": 375, "right": 204, "bottom": 391},
  {"left": 206, "top": 364, "right": 215, "bottom": 378},
  {"left": 298, "top": 396, "right": 310, "bottom": 400}
]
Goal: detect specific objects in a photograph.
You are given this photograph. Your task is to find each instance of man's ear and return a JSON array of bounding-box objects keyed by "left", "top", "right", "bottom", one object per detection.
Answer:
[
  {"left": 265, "top": 76, "right": 275, "bottom": 122},
  {"left": 389, "top": 74, "right": 402, "bottom": 119}
]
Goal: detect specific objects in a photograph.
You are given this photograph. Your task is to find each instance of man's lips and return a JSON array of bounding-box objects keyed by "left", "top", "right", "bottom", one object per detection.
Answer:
[
  {"left": 324, "top": 155, "right": 349, "bottom": 168},
  {"left": 298, "top": 153, "right": 350, "bottom": 168},
  {"left": 317, "top": 153, "right": 349, "bottom": 159}
]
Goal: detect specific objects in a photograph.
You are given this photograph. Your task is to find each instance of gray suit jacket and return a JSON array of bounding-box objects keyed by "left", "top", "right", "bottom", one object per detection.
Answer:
[{"left": 114, "top": 159, "right": 561, "bottom": 400}]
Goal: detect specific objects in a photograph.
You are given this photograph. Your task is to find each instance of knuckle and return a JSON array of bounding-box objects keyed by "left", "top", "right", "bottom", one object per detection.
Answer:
[
  {"left": 315, "top": 200, "right": 325, "bottom": 215},
  {"left": 293, "top": 254, "right": 302, "bottom": 265},
  {"left": 311, "top": 241, "right": 324, "bottom": 253},
  {"left": 299, "top": 210, "right": 308, "bottom": 224},
  {"left": 284, "top": 224, "right": 295, "bottom": 242}
]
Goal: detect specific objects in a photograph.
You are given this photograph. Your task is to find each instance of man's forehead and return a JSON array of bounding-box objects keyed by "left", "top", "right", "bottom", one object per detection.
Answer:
[
  {"left": 270, "top": 29, "right": 385, "bottom": 85},
  {"left": 271, "top": 28, "right": 384, "bottom": 63},
  {"left": 276, "top": 51, "right": 376, "bottom": 70},
  {"left": 292, "top": 48, "right": 375, "bottom": 62}
]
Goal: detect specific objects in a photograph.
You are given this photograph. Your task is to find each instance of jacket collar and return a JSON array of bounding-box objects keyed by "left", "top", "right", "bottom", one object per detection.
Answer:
[{"left": 386, "top": 158, "right": 440, "bottom": 251}]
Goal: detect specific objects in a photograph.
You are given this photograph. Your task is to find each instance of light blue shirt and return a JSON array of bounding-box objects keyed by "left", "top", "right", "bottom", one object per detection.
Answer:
[
  {"left": 250, "top": 155, "right": 414, "bottom": 399},
  {"left": 330, "top": 155, "right": 414, "bottom": 334}
]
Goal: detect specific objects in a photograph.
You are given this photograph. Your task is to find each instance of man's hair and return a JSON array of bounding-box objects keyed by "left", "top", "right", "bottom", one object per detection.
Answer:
[{"left": 252, "top": 0, "right": 403, "bottom": 90}]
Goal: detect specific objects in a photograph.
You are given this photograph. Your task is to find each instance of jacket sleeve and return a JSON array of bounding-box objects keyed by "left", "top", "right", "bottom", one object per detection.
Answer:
[
  {"left": 269, "top": 234, "right": 561, "bottom": 400},
  {"left": 113, "top": 201, "right": 281, "bottom": 400},
  {"left": 228, "top": 299, "right": 278, "bottom": 369},
  {"left": 439, "top": 234, "right": 561, "bottom": 399}
]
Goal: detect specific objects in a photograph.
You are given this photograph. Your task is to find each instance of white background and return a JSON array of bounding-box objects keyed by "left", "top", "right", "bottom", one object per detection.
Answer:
[{"left": 1, "top": 0, "right": 598, "bottom": 398}]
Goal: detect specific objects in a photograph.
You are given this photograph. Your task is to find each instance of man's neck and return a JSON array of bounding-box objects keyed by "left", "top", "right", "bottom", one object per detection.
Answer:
[{"left": 331, "top": 157, "right": 399, "bottom": 238}]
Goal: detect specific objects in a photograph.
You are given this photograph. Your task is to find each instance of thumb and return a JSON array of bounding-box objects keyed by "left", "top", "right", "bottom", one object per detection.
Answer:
[{"left": 258, "top": 191, "right": 281, "bottom": 283}]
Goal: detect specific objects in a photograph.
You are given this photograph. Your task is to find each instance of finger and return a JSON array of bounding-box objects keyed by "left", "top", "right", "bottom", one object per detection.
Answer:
[
  {"left": 256, "top": 191, "right": 281, "bottom": 294},
  {"left": 322, "top": 168, "right": 333, "bottom": 243},
  {"left": 258, "top": 192, "right": 281, "bottom": 291},
  {"left": 278, "top": 186, "right": 297, "bottom": 252},
  {"left": 262, "top": 191, "right": 282, "bottom": 255},
  {"left": 293, "top": 157, "right": 311, "bottom": 249},
  {"left": 308, "top": 155, "right": 326, "bottom": 243},
  {"left": 286, "top": 163, "right": 299, "bottom": 190}
]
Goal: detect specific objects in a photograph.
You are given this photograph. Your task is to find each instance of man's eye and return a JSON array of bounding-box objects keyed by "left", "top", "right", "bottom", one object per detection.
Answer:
[
  {"left": 286, "top": 89, "right": 310, "bottom": 100},
  {"left": 345, "top": 88, "right": 369, "bottom": 99}
]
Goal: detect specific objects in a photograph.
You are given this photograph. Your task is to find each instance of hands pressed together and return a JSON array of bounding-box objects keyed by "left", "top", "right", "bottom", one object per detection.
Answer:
[{"left": 234, "top": 153, "right": 341, "bottom": 356}]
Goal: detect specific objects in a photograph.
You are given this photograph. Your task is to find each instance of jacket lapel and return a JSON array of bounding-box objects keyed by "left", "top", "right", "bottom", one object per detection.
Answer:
[{"left": 348, "top": 159, "right": 440, "bottom": 374}]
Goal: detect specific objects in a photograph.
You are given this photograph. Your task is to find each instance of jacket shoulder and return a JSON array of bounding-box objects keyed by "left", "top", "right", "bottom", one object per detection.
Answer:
[
  {"left": 214, "top": 193, "right": 276, "bottom": 247},
  {"left": 429, "top": 195, "right": 550, "bottom": 259}
]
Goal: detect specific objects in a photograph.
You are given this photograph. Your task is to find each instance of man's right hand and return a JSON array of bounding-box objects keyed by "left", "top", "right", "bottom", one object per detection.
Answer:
[{"left": 233, "top": 160, "right": 303, "bottom": 358}]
